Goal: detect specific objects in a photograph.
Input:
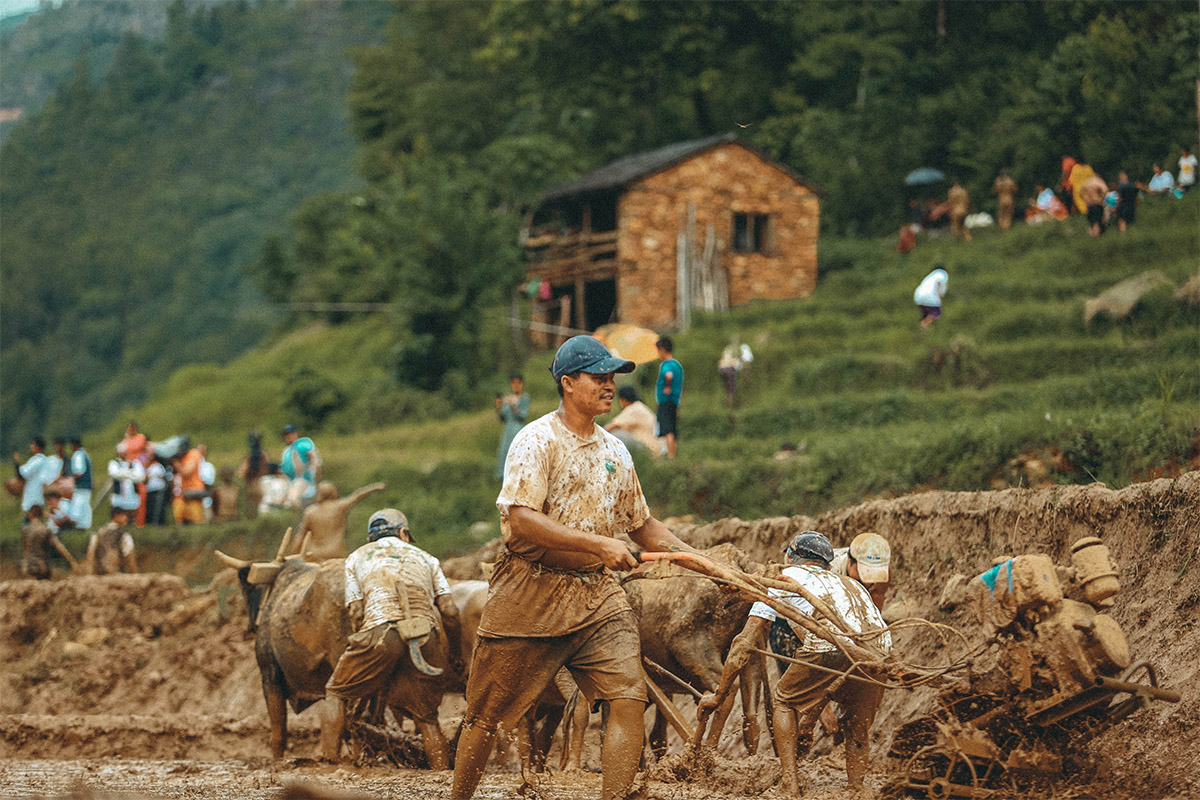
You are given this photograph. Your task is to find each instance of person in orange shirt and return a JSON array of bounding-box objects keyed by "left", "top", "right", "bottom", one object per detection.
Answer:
[
  {"left": 120, "top": 422, "right": 150, "bottom": 526},
  {"left": 171, "top": 446, "right": 206, "bottom": 525}
]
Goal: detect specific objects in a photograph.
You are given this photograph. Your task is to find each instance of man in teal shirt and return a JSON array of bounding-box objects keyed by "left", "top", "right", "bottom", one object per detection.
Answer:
[
  {"left": 280, "top": 423, "right": 321, "bottom": 507},
  {"left": 655, "top": 336, "right": 683, "bottom": 459}
]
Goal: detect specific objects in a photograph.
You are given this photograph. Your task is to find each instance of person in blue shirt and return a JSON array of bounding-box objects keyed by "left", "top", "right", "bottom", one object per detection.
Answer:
[
  {"left": 68, "top": 437, "right": 93, "bottom": 530},
  {"left": 13, "top": 437, "right": 49, "bottom": 512},
  {"left": 655, "top": 336, "right": 684, "bottom": 459},
  {"left": 280, "top": 424, "right": 322, "bottom": 508}
]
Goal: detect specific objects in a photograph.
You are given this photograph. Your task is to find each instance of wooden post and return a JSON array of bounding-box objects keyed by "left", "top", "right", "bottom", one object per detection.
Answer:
[
  {"left": 574, "top": 276, "right": 586, "bottom": 330},
  {"left": 642, "top": 666, "right": 694, "bottom": 742}
]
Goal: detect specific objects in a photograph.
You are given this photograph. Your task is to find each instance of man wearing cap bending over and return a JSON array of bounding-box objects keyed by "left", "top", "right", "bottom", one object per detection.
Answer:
[
  {"left": 831, "top": 532, "right": 892, "bottom": 610},
  {"left": 699, "top": 531, "right": 891, "bottom": 796},
  {"left": 452, "top": 335, "right": 696, "bottom": 800},
  {"left": 324, "top": 509, "right": 462, "bottom": 768}
]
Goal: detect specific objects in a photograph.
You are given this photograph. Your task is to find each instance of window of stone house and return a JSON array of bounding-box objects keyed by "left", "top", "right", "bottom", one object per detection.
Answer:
[{"left": 733, "top": 212, "right": 771, "bottom": 253}]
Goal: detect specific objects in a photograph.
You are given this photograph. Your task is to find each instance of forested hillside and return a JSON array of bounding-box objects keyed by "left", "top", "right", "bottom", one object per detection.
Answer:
[
  {"left": 1, "top": 0, "right": 1196, "bottom": 455},
  {"left": 0, "top": 0, "right": 388, "bottom": 451}
]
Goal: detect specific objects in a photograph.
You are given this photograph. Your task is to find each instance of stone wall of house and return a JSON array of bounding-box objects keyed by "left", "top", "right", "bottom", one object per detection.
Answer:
[{"left": 615, "top": 142, "right": 819, "bottom": 329}]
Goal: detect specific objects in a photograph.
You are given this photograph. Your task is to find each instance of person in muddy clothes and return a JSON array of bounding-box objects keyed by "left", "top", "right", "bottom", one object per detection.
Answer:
[
  {"left": 21, "top": 504, "right": 78, "bottom": 579},
  {"left": 85, "top": 506, "right": 139, "bottom": 575},
  {"left": 830, "top": 532, "right": 892, "bottom": 610},
  {"left": 451, "top": 335, "right": 697, "bottom": 800},
  {"left": 288, "top": 481, "right": 386, "bottom": 561},
  {"left": 324, "top": 508, "right": 463, "bottom": 768},
  {"left": 700, "top": 531, "right": 892, "bottom": 796}
]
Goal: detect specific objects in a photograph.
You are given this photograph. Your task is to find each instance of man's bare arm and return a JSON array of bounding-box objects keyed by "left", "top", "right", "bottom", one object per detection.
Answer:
[
  {"left": 84, "top": 535, "right": 98, "bottom": 575},
  {"left": 508, "top": 505, "right": 637, "bottom": 571},
  {"left": 628, "top": 516, "right": 694, "bottom": 555},
  {"left": 342, "top": 482, "right": 386, "bottom": 509}
]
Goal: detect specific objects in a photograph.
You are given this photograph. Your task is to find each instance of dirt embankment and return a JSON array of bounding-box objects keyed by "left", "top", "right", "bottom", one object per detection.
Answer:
[{"left": 2, "top": 473, "right": 1197, "bottom": 798}]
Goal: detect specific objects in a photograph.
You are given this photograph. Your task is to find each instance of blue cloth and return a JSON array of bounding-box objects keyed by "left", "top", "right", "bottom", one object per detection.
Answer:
[
  {"left": 656, "top": 358, "right": 684, "bottom": 405},
  {"left": 977, "top": 560, "right": 1015, "bottom": 596}
]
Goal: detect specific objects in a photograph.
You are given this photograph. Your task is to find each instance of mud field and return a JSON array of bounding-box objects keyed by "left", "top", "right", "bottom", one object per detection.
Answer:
[{"left": 3, "top": 473, "right": 1198, "bottom": 799}]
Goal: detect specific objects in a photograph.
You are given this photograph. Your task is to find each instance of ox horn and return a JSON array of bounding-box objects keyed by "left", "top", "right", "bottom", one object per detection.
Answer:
[
  {"left": 275, "top": 527, "right": 293, "bottom": 563},
  {"left": 408, "top": 639, "right": 444, "bottom": 677},
  {"left": 215, "top": 550, "right": 250, "bottom": 570}
]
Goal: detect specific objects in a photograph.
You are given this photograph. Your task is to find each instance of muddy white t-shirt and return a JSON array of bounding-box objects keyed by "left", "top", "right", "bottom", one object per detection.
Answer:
[
  {"left": 749, "top": 564, "right": 892, "bottom": 654},
  {"left": 480, "top": 411, "right": 651, "bottom": 638},
  {"left": 344, "top": 537, "right": 451, "bottom": 631}
]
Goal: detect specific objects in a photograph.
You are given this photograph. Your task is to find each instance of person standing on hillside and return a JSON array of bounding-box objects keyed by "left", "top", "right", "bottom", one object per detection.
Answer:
[
  {"left": 325, "top": 508, "right": 462, "bottom": 767},
  {"left": 120, "top": 422, "right": 150, "bottom": 526},
  {"left": 13, "top": 437, "right": 50, "bottom": 512},
  {"left": 451, "top": 335, "right": 696, "bottom": 800},
  {"left": 110, "top": 443, "right": 147, "bottom": 518},
  {"left": 68, "top": 438, "right": 93, "bottom": 530},
  {"left": 1178, "top": 146, "right": 1196, "bottom": 193},
  {"left": 289, "top": 481, "right": 387, "bottom": 561},
  {"left": 1115, "top": 172, "right": 1139, "bottom": 233},
  {"left": 238, "top": 432, "right": 271, "bottom": 518},
  {"left": 43, "top": 438, "right": 65, "bottom": 493},
  {"left": 280, "top": 424, "right": 322, "bottom": 508},
  {"left": 947, "top": 180, "right": 971, "bottom": 242},
  {"left": 717, "top": 339, "right": 754, "bottom": 409},
  {"left": 171, "top": 444, "right": 205, "bottom": 525},
  {"left": 1081, "top": 171, "right": 1108, "bottom": 238},
  {"left": 914, "top": 267, "right": 949, "bottom": 329},
  {"left": 494, "top": 374, "right": 531, "bottom": 480},
  {"left": 655, "top": 336, "right": 684, "bottom": 459},
  {"left": 144, "top": 453, "right": 170, "bottom": 526},
  {"left": 700, "top": 531, "right": 891, "bottom": 796},
  {"left": 992, "top": 171, "right": 1018, "bottom": 231}
]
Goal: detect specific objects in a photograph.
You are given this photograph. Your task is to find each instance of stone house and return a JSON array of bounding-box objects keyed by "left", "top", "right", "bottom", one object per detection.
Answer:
[{"left": 523, "top": 133, "right": 822, "bottom": 333}]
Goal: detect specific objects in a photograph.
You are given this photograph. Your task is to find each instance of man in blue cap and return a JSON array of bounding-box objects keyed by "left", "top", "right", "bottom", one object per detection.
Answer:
[
  {"left": 452, "top": 335, "right": 695, "bottom": 800},
  {"left": 699, "top": 531, "right": 891, "bottom": 796}
]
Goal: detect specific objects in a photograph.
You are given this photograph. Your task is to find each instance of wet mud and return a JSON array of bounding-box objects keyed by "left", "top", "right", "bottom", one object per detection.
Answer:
[{"left": 2, "top": 473, "right": 1198, "bottom": 798}]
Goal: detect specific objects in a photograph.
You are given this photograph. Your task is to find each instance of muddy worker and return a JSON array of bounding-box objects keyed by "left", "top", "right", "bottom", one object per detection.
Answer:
[
  {"left": 22, "top": 504, "right": 78, "bottom": 579},
  {"left": 700, "top": 531, "right": 891, "bottom": 796},
  {"left": 289, "top": 481, "right": 386, "bottom": 561},
  {"left": 324, "top": 509, "right": 462, "bottom": 768},
  {"left": 85, "top": 506, "right": 139, "bottom": 575},
  {"left": 451, "top": 335, "right": 696, "bottom": 800},
  {"left": 830, "top": 532, "right": 892, "bottom": 610}
]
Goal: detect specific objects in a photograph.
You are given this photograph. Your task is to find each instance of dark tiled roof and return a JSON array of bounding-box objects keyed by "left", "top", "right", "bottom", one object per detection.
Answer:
[{"left": 538, "top": 133, "right": 823, "bottom": 204}]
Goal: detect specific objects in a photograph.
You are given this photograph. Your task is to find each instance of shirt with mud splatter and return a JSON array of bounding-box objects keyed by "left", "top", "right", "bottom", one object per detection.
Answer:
[
  {"left": 344, "top": 537, "right": 451, "bottom": 631},
  {"left": 749, "top": 564, "right": 892, "bottom": 654},
  {"left": 482, "top": 411, "right": 651, "bottom": 638}
]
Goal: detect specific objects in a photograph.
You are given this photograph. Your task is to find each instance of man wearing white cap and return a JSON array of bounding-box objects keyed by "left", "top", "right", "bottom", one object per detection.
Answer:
[{"left": 830, "top": 532, "right": 892, "bottom": 610}]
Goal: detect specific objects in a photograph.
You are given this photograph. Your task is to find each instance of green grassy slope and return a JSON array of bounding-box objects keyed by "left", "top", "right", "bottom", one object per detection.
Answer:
[{"left": 2, "top": 200, "right": 1196, "bottom": 570}]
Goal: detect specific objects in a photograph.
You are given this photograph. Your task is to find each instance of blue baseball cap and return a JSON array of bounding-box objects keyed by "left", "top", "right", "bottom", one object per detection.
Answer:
[{"left": 550, "top": 336, "right": 636, "bottom": 380}]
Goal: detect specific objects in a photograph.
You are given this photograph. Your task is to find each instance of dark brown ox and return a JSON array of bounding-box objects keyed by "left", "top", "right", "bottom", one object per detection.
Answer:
[
  {"left": 624, "top": 542, "right": 765, "bottom": 757},
  {"left": 216, "top": 537, "right": 459, "bottom": 764}
]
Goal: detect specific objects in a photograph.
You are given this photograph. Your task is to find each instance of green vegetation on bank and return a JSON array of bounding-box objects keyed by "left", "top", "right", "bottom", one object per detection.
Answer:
[
  {"left": 4, "top": 1, "right": 1196, "bottom": 457},
  {"left": 4, "top": 200, "right": 1193, "bottom": 570}
]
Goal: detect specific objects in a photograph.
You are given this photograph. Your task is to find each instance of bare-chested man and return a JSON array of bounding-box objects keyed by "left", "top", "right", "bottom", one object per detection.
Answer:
[
  {"left": 22, "top": 504, "right": 78, "bottom": 579},
  {"left": 289, "top": 481, "right": 386, "bottom": 561}
]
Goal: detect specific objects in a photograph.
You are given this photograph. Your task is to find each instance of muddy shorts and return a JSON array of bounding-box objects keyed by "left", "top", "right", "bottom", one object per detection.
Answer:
[
  {"left": 462, "top": 610, "right": 646, "bottom": 733},
  {"left": 774, "top": 650, "right": 883, "bottom": 749},
  {"left": 326, "top": 622, "right": 446, "bottom": 724}
]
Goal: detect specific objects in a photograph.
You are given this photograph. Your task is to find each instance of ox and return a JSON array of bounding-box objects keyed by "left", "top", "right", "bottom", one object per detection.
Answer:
[
  {"left": 216, "top": 535, "right": 459, "bottom": 765},
  {"left": 624, "top": 542, "right": 765, "bottom": 757}
]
